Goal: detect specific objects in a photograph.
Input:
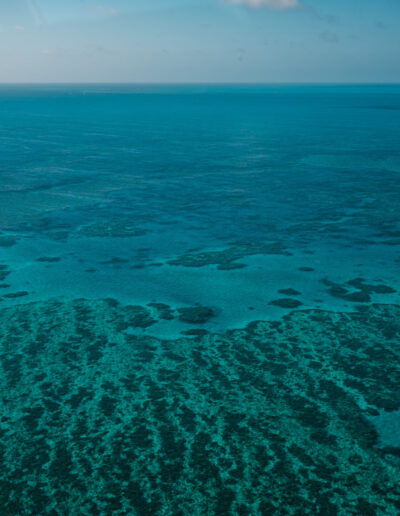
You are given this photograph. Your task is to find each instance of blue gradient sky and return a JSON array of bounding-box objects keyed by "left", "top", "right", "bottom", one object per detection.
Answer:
[{"left": 0, "top": 0, "right": 399, "bottom": 82}]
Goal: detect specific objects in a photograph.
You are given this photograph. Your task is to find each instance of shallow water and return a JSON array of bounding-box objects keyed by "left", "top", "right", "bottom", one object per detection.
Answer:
[{"left": 1, "top": 85, "right": 400, "bottom": 514}]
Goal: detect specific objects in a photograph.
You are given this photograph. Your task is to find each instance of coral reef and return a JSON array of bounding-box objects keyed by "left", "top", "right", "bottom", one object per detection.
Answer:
[
  {"left": 79, "top": 220, "right": 148, "bottom": 238},
  {"left": 0, "top": 265, "right": 10, "bottom": 282},
  {"left": 0, "top": 236, "right": 17, "bottom": 247},
  {"left": 269, "top": 298, "right": 303, "bottom": 309},
  {"left": 1, "top": 300, "right": 400, "bottom": 514},
  {"left": 322, "top": 278, "right": 397, "bottom": 304},
  {"left": 167, "top": 241, "right": 290, "bottom": 269},
  {"left": 177, "top": 306, "right": 215, "bottom": 324},
  {"left": 278, "top": 288, "right": 301, "bottom": 296},
  {"left": 36, "top": 257, "right": 61, "bottom": 263}
]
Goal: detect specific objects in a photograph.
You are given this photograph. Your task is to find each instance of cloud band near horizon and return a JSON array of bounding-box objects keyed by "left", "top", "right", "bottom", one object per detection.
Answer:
[{"left": 224, "top": 0, "right": 301, "bottom": 10}]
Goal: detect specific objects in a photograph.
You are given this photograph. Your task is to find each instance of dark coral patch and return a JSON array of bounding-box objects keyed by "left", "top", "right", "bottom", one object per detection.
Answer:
[
  {"left": 279, "top": 288, "right": 301, "bottom": 296},
  {"left": 4, "top": 291, "right": 29, "bottom": 298},
  {"left": 323, "top": 277, "right": 396, "bottom": 304},
  {"left": 148, "top": 302, "right": 175, "bottom": 320},
  {"left": 36, "top": 257, "right": 61, "bottom": 263},
  {"left": 269, "top": 298, "right": 303, "bottom": 309},
  {"left": 100, "top": 257, "right": 130, "bottom": 265},
  {"left": 0, "top": 266, "right": 10, "bottom": 282},
  {"left": 347, "top": 278, "right": 396, "bottom": 295},
  {"left": 178, "top": 306, "right": 214, "bottom": 324},
  {"left": 124, "top": 305, "right": 156, "bottom": 328},
  {"left": 345, "top": 291, "right": 371, "bottom": 303},
  {"left": 372, "top": 285, "right": 397, "bottom": 294},
  {"left": 0, "top": 237, "right": 17, "bottom": 247},
  {"left": 168, "top": 241, "right": 290, "bottom": 269},
  {"left": 181, "top": 329, "right": 209, "bottom": 337}
]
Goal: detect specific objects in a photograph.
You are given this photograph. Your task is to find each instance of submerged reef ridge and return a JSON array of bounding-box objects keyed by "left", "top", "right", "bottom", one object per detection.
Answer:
[{"left": 1, "top": 299, "right": 400, "bottom": 514}]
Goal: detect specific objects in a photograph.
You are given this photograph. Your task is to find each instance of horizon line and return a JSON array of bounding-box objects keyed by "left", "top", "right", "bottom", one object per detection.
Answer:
[{"left": 0, "top": 81, "right": 400, "bottom": 86}]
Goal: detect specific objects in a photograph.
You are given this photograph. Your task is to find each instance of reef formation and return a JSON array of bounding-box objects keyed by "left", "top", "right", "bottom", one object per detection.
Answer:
[{"left": 1, "top": 299, "right": 400, "bottom": 514}]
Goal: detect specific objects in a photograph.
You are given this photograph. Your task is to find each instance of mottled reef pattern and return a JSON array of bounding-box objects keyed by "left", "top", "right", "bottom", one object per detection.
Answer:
[{"left": 1, "top": 299, "right": 400, "bottom": 514}]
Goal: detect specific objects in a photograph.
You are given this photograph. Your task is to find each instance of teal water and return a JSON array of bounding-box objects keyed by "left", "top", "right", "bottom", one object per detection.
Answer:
[{"left": 1, "top": 85, "right": 400, "bottom": 513}]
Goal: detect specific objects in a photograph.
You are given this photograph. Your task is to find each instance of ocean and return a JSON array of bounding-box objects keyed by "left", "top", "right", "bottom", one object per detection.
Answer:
[{"left": 1, "top": 84, "right": 400, "bottom": 513}]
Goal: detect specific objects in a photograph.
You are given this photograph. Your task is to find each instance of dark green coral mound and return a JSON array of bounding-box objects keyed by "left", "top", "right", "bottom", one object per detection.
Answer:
[
  {"left": 167, "top": 241, "right": 290, "bottom": 269},
  {"left": 347, "top": 277, "right": 397, "bottom": 295},
  {"left": 0, "top": 265, "right": 10, "bottom": 282},
  {"left": 36, "top": 257, "right": 61, "bottom": 263},
  {"left": 0, "top": 236, "right": 17, "bottom": 247},
  {"left": 177, "top": 306, "right": 214, "bottom": 324},
  {"left": 269, "top": 298, "right": 303, "bottom": 309},
  {"left": 322, "top": 277, "right": 397, "bottom": 304},
  {"left": 147, "top": 303, "right": 175, "bottom": 320},
  {"left": 3, "top": 291, "right": 29, "bottom": 299},
  {"left": 279, "top": 288, "right": 301, "bottom": 296},
  {"left": 1, "top": 301, "right": 400, "bottom": 514}
]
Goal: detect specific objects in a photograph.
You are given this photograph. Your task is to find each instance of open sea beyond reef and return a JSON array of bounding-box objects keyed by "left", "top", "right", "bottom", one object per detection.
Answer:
[{"left": 1, "top": 84, "right": 400, "bottom": 514}]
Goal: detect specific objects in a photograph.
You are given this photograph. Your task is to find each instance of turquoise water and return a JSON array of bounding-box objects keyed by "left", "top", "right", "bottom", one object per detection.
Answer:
[{"left": 1, "top": 85, "right": 400, "bottom": 513}]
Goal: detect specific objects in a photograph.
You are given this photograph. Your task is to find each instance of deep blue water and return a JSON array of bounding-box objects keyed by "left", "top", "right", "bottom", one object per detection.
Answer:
[{"left": 1, "top": 85, "right": 400, "bottom": 513}]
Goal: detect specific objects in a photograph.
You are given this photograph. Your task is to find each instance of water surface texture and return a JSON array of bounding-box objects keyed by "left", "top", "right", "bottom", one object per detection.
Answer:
[{"left": 1, "top": 85, "right": 400, "bottom": 514}]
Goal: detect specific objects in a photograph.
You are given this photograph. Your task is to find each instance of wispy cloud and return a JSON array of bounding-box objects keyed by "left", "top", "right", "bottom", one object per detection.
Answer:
[
  {"left": 224, "top": 0, "right": 301, "bottom": 10},
  {"left": 320, "top": 31, "right": 338, "bottom": 43},
  {"left": 26, "top": 0, "right": 44, "bottom": 25},
  {"left": 88, "top": 5, "right": 119, "bottom": 17},
  {"left": 13, "top": 25, "right": 26, "bottom": 31}
]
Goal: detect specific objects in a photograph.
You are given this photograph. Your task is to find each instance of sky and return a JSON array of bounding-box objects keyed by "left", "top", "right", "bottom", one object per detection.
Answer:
[{"left": 0, "top": 0, "right": 399, "bottom": 83}]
